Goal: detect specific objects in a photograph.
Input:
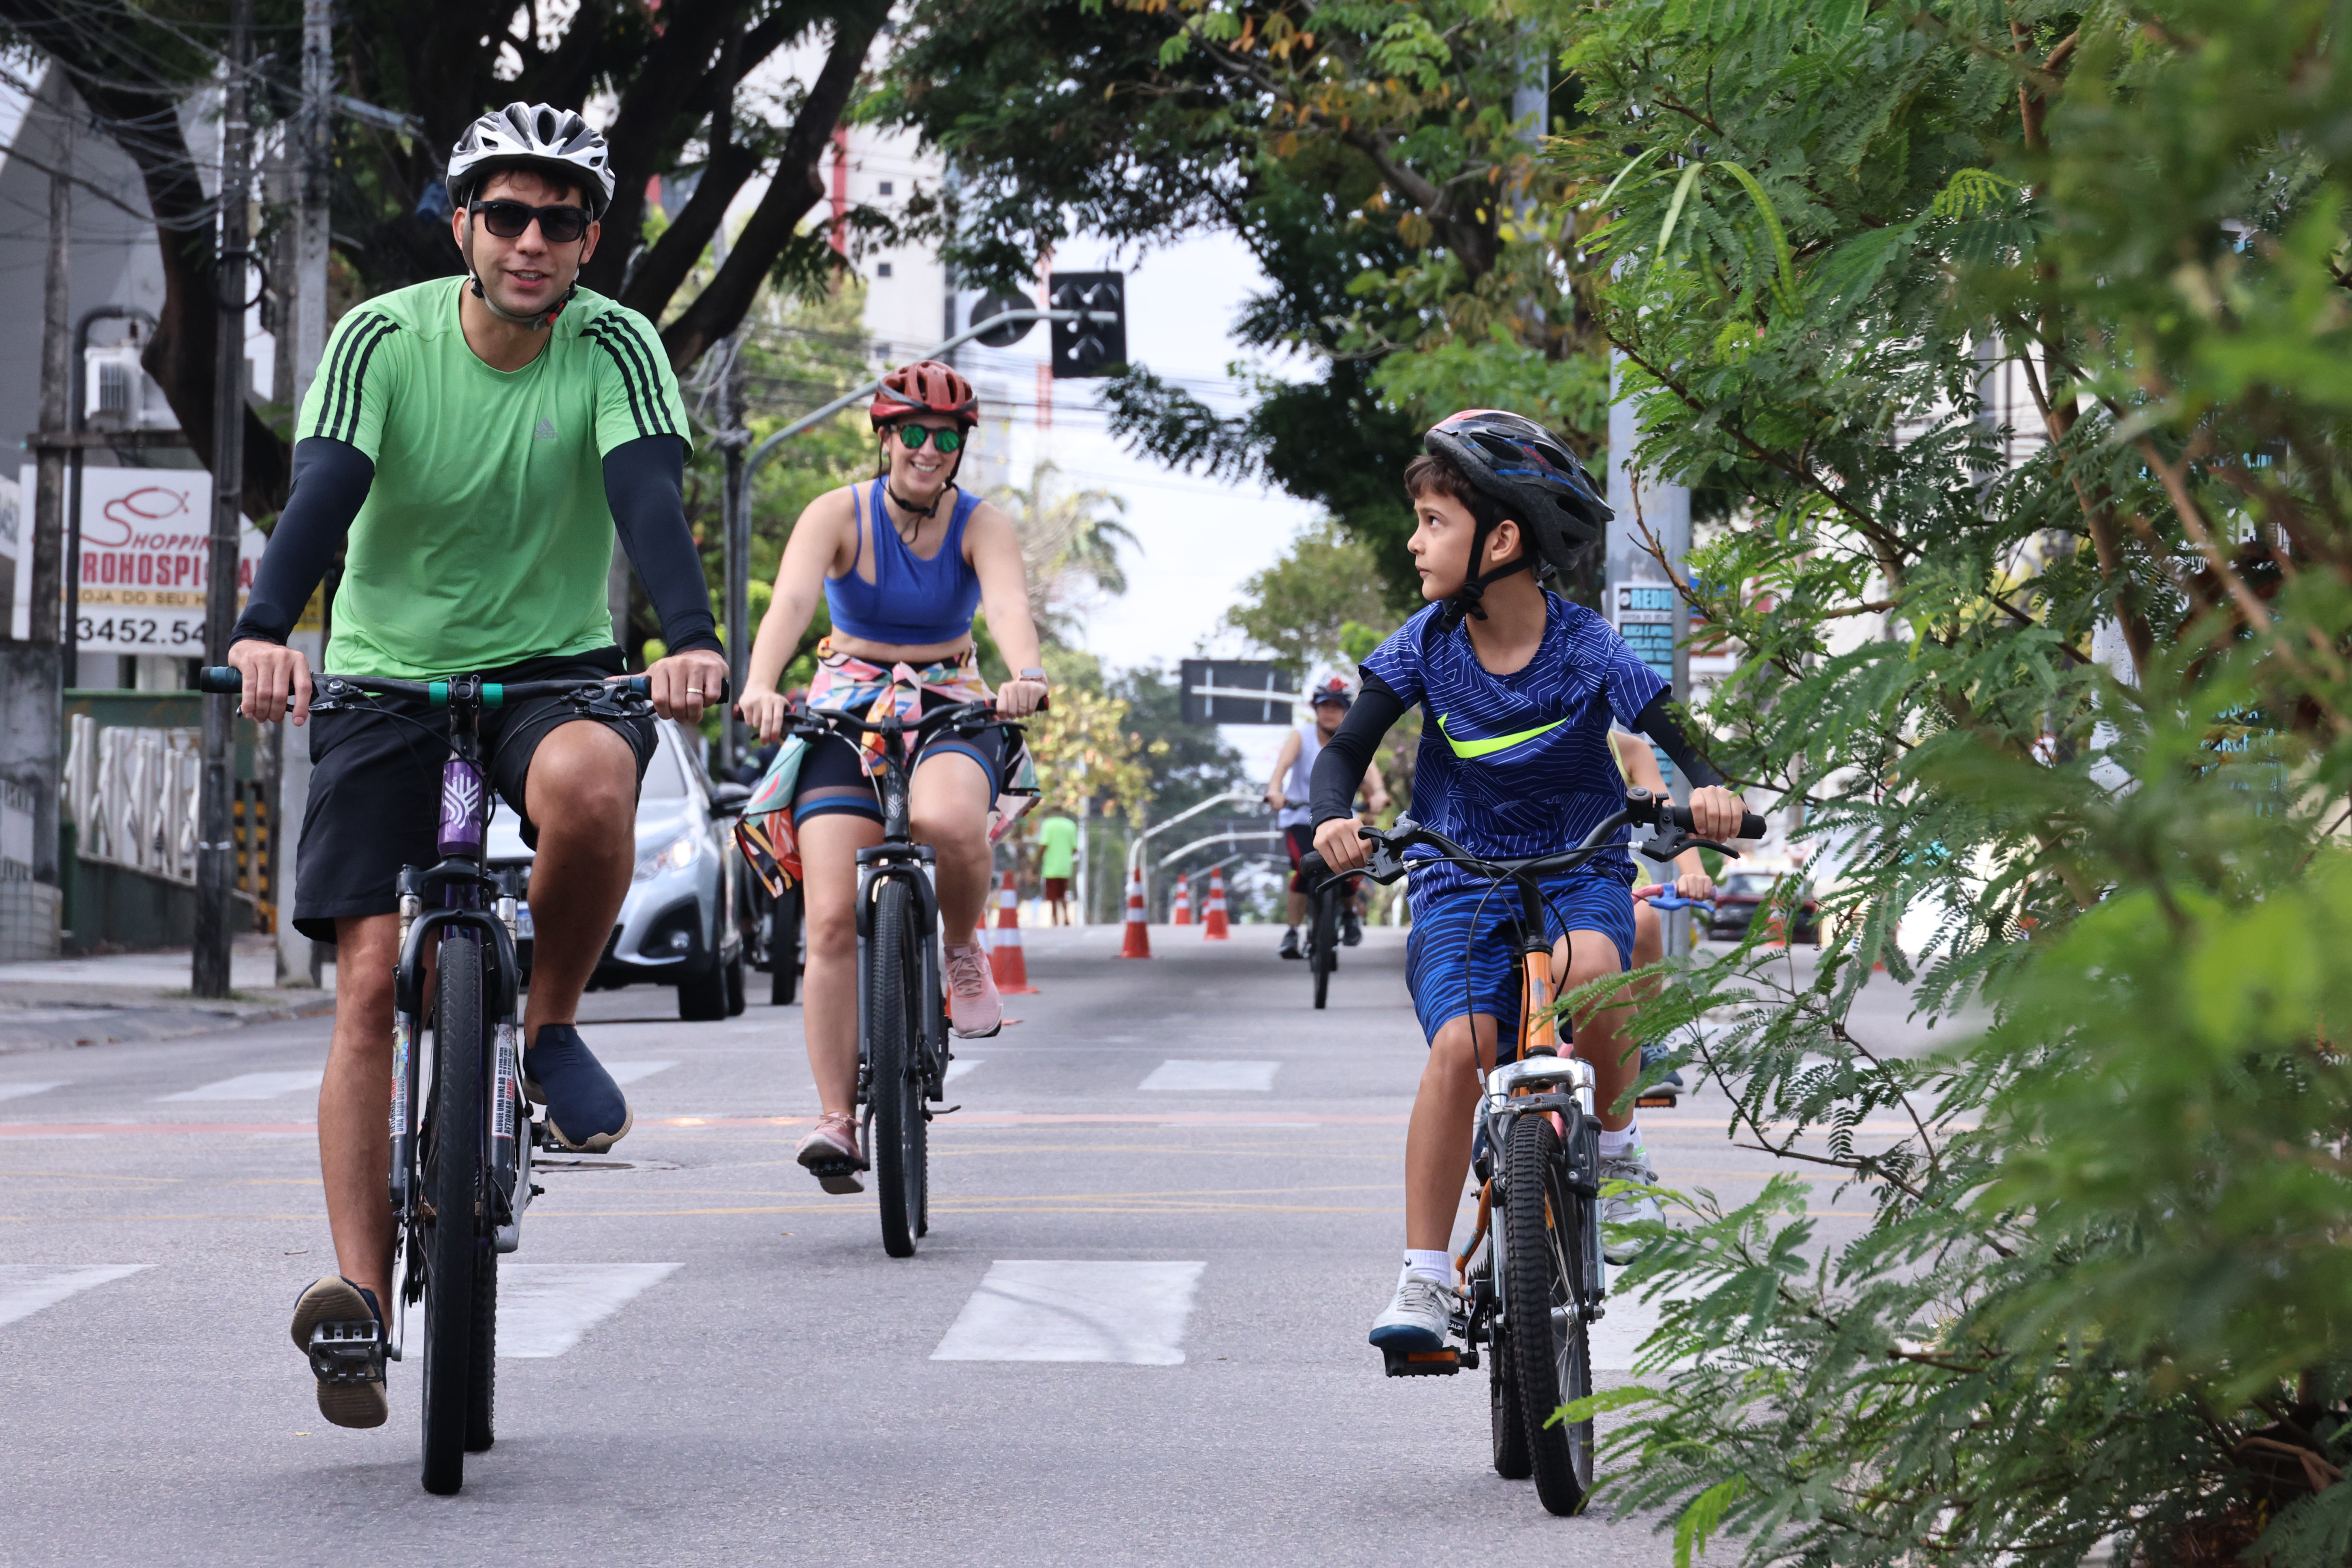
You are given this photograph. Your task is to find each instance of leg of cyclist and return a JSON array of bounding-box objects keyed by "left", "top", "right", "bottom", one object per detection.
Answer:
[
  {"left": 1556, "top": 930, "right": 1664, "bottom": 1259},
  {"left": 515, "top": 721, "right": 641, "bottom": 1151},
  {"left": 315, "top": 914, "right": 402, "bottom": 1314},
  {"left": 1370, "top": 1010, "right": 1502, "bottom": 1349},
  {"left": 795, "top": 809, "right": 884, "bottom": 1186},
  {"left": 910, "top": 749, "right": 1001, "bottom": 1037}
]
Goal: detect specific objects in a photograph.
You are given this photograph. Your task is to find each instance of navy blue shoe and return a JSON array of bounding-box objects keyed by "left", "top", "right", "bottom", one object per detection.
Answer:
[{"left": 522, "top": 1023, "right": 633, "bottom": 1152}]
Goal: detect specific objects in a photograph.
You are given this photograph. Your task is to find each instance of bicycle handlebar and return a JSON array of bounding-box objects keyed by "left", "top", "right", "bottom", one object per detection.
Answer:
[
  {"left": 1634, "top": 884, "right": 1714, "bottom": 910},
  {"left": 1301, "top": 787, "right": 1763, "bottom": 889},
  {"left": 196, "top": 666, "right": 731, "bottom": 706},
  {"left": 786, "top": 696, "right": 1037, "bottom": 743}
]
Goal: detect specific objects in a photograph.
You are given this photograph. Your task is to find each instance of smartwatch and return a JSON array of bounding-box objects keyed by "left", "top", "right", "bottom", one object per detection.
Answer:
[{"left": 1017, "top": 667, "right": 1048, "bottom": 683}]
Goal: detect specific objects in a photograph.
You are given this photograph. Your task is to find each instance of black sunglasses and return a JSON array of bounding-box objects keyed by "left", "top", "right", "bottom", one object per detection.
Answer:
[
  {"left": 470, "top": 199, "right": 592, "bottom": 245},
  {"left": 891, "top": 424, "right": 964, "bottom": 454}
]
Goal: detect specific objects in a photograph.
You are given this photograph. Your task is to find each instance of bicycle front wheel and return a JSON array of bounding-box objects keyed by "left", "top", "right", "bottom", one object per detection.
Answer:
[
  {"left": 421, "top": 933, "right": 485, "bottom": 1495},
  {"left": 1502, "top": 1112, "right": 1596, "bottom": 1515},
  {"left": 771, "top": 886, "right": 802, "bottom": 1006},
  {"left": 867, "top": 877, "right": 926, "bottom": 1258},
  {"left": 1311, "top": 888, "right": 1338, "bottom": 1009}
]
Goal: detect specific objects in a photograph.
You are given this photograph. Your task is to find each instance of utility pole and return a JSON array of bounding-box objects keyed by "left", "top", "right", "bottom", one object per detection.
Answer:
[
  {"left": 271, "top": 0, "right": 332, "bottom": 988},
  {"left": 194, "top": 0, "right": 253, "bottom": 999},
  {"left": 719, "top": 335, "right": 748, "bottom": 778},
  {"left": 0, "top": 122, "right": 72, "bottom": 959}
]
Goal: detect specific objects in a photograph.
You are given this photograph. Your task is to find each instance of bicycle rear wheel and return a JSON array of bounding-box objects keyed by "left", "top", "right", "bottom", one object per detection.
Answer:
[
  {"left": 1502, "top": 1112, "right": 1596, "bottom": 1516},
  {"left": 867, "top": 878, "right": 925, "bottom": 1258},
  {"left": 421, "top": 933, "right": 484, "bottom": 1495},
  {"left": 1311, "top": 888, "right": 1338, "bottom": 1010}
]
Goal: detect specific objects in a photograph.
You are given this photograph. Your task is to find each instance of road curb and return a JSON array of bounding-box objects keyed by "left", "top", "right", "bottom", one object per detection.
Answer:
[{"left": 0, "top": 992, "right": 338, "bottom": 1056}]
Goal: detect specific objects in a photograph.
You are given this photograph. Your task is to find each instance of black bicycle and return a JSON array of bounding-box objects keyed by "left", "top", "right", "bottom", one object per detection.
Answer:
[
  {"left": 1308, "top": 788, "right": 1760, "bottom": 1515},
  {"left": 200, "top": 663, "right": 679, "bottom": 1496},
  {"left": 786, "top": 696, "right": 1028, "bottom": 1258},
  {"left": 1304, "top": 864, "right": 1356, "bottom": 1010}
]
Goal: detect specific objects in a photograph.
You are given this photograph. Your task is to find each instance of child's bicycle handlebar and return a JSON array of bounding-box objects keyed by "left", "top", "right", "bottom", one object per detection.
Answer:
[{"left": 1299, "top": 787, "right": 1763, "bottom": 887}]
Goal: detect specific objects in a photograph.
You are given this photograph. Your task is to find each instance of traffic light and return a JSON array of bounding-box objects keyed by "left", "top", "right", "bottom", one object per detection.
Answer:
[{"left": 1048, "top": 271, "right": 1126, "bottom": 379}]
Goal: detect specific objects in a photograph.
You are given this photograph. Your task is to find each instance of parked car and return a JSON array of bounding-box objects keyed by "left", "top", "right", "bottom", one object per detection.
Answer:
[
  {"left": 1706, "top": 870, "right": 1821, "bottom": 944},
  {"left": 487, "top": 718, "right": 753, "bottom": 1020}
]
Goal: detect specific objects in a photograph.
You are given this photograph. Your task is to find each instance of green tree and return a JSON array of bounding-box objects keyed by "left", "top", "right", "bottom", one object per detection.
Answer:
[
  {"left": 991, "top": 461, "right": 1140, "bottom": 645},
  {"left": 1109, "top": 665, "right": 1247, "bottom": 822},
  {"left": 879, "top": 0, "right": 1608, "bottom": 605},
  {"left": 1538, "top": 0, "right": 2352, "bottom": 1559},
  {"left": 1223, "top": 519, "right": 1400, "bottom": 674}
]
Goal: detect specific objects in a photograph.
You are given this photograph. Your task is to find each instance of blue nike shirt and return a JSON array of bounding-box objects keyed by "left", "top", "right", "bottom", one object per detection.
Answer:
[{"left": 1360, "top": 592, "right": 1666, "bottom": 908}]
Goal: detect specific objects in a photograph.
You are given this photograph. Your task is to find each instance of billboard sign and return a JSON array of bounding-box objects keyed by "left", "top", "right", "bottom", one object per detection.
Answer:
[{"left": 12, "top": 465, "right": 265, "bottom": 653}]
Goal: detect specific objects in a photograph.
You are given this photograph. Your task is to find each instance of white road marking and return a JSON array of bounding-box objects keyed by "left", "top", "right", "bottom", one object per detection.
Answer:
[
  {"left": 0, "top": 1264, "right": 149, "bottom": 1329},
  {"left": 0, "top": 1081, "right": 65, "bottom": 1102},
  {"left": 944, "top": 1058, "right": 982, "bottom": 1084},
  {"left": 931, "top": 1260, "right": 1206, "bottom": 1366},
  {"left": 601, "top": 1061, "right": 677, "bottom": 1085},
  {"left": 494, "top": 1263, "right": 680, "bottom": 1358},
  {"left": 1140, "top": 1060, "right": 1277, "bottom": 1093},
  {"left": 157, "top": 1070, "right": 322, "bottom": 1102}
]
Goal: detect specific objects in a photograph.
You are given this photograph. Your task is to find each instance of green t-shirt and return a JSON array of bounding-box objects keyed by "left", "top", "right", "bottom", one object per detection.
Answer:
[
  {"left": 297, "top": 278, "right": 690, "bottom": 678},
  {"left": 1036, "top": 815, "right": 1080, "bottom": 878}
]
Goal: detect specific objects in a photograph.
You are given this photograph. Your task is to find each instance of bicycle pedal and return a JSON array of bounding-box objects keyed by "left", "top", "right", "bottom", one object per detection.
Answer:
[
  {"left": 1382, "top": 1346, "right": 1463, "bottom": 1377},
  {"left": 922, "top": 1103, "right": 962, "bottom": 1120},
  {"left": 1634, "top": 1091, "right": 1679, "bottom": 1108},
  {"left": 307, "top": 1319, "right": 387, "bottom": 1386}
]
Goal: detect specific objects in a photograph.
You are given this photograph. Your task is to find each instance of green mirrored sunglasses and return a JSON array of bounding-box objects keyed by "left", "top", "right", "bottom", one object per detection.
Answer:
[{"left": 891, "top": 424, "right": 964, "bottom": 454}]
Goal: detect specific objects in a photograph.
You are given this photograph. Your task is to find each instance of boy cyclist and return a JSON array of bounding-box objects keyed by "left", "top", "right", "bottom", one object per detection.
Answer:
[{"left": 1306, "top": 410, "right": 1749, "bottom": 1351}]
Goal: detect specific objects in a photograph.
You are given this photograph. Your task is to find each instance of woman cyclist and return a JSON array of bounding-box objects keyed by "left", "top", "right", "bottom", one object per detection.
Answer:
[{"left": 737, "top": 361, "right": 1048, "bottom": 1192}]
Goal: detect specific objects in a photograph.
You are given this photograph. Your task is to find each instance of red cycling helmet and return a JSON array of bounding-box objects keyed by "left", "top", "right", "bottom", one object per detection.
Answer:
[{"left": 870, "top": 359, "right": 979, "bottom": 428}]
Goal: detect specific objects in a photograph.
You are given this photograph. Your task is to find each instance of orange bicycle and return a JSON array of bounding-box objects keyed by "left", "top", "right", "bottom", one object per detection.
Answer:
[{"left": 1310, "top": 786, "right": 1761, "bottom": 1515}]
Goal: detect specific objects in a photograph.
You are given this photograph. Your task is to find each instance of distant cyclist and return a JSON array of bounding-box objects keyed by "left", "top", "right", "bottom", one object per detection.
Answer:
[
  {"left": 736, "top": 360, "right": 1048, "bottom": 1193},
  {"left": 226, "top": 103, "right": 728, "bottom": 1427},
  {"left": 1265, "top": 675, "right": 1389, "bottom": 958},
  {"left": 1305, "top": 411, "right": 1748, "bottom": 1353}
]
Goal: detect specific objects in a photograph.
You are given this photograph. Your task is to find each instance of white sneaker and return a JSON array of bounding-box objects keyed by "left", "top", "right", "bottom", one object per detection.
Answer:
[
  {"left": 943, "top": 942, "right": 1002, "bottom": 1038},
  {"left": 1367, "top": 1274, "right": 1453, "bottom": 1351},
  {"left": 1599, "top": 1145, "right": 1664, "bottom": 1265}
]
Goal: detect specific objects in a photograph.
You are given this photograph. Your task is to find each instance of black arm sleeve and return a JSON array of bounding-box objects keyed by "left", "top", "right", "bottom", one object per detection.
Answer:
[
  {"left": 1632, "top": 690, "right": 1727, "bottom": 789},
  {"left": 604, "top": 434, "right": 723, "bottom": 658},
  {"left": 1310, "top": 671, "right": 1407, "bottom": 827},
  {"left": 228, "top": 437, "right": 373, "bottom": 647}
]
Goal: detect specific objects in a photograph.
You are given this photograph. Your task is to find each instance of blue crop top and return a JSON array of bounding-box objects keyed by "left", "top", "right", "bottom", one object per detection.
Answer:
[{"left": 823, "top": 479, "right": 986, "bottom": 646}]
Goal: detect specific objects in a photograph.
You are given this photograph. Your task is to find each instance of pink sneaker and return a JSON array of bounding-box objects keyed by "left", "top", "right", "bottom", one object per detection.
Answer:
[
  {"left": 943, "top": 942, "right": 1003, "bottom": 1039},
  {"left": 796, "top": 1111, "right": 865, "bottom": 1194}
]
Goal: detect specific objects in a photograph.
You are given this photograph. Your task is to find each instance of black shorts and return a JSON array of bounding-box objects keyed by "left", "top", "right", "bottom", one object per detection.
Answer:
[
  {"left": 1285, "top": 822, "right": 1315, "bottom": 893},
  {"left": 790, "top": 688, "right": 1007, "bottom": 827},
  {"left": 292, "top": 649, "right": 658, "bottom": 944}
]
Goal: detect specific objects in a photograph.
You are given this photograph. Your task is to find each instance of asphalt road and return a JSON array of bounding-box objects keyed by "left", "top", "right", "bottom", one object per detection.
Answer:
[{"left": 0, "top": 922, "right": 1947, "bottom": 1566}]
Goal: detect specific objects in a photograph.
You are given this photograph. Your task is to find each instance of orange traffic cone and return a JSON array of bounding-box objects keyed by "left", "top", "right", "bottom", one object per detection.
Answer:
[
  {"left": 1118, "top": 867, "right": 1153, "bottom": 958},
  {"left": 1202, "top": 867, "right": 1230, "bottom": 941},
  {"left": 989, "top": 870, "right": 1038, "bottom": 994},
  {"left": 1172, "top": 876, "right": 1192, "bottom": 926}
]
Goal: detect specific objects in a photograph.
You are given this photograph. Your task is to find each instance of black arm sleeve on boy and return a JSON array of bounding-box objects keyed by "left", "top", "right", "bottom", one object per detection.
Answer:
[
  {"left": 1631, "top": 691, "right": 1727, "bottom": 790},
  {"left": 229, "top": 437, "right": 375, "bottom": 647},
  {"left": 603, "top": 435, "right": 724, "bottom": 658},
  {"left": 1309, "top": 672, "right": 1407, "bottom": 826}
]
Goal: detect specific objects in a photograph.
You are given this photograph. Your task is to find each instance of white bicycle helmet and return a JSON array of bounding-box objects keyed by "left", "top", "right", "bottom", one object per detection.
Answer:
[{"left": 446, "top": 102, "right": 615, "bottom": 217}]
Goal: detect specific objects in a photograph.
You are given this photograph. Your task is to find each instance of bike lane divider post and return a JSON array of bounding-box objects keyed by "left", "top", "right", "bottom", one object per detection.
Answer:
[{"left": 988, "top": 869, "right": 1038, "bottom": 995}]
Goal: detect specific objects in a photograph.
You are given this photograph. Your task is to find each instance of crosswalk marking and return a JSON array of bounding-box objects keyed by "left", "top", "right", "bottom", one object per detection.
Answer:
[
  {"left": 931, "top": 1261, "right": 1206, "bottom": 1366},
  {"left": 157, "top": 1070, "right": 322, "bottom": 1102},
  {"left": 1140, "top": 1060, "right": 1277, "bottom": 1093},
  {"left": 0, "top": 1264, "right": 149, "bottom": 1329},
  {"left": 494, "top": 1263, "right": 680, "bottom": 1358},
  {"left": 601, "top": 1061, "right": 677, "bottom": 1086},
  {"left": 0, "top": 1081, "right": 65, "bottom": 1103},
  {"left": 944, "top": 1058, "right": 982, "bottom": 1084}
]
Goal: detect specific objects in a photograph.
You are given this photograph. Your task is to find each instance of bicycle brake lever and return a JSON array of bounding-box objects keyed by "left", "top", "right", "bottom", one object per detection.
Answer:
[{"left": 1637, "top": 830, "right": 1740, "bottom": 861}]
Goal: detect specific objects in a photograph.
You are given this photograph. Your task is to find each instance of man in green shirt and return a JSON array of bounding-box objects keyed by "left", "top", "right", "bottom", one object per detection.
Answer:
[
  {"left": 1036, "top": 812, "right": 1080, "bottom": 925},
  {"left": 226, "top": 102, "right": 728, "bottom": 1429}
]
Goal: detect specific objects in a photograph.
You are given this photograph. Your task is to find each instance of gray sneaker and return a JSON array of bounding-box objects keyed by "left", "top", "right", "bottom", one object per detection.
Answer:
[
  {"left": 1368, "top": 1274, "right": 1454, "bottom": 1352},
  {"left": 1598, "top": 1144, "right": 1664, "bottom": 1265}
]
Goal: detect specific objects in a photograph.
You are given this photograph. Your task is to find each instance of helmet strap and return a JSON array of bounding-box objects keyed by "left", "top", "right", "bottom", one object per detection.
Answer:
[
  {"left": 1436, "top": 522, "right": 1534, "bottom": 634},
  {"left": 460, "top": 218, "right": 574, "bottom": 330}
]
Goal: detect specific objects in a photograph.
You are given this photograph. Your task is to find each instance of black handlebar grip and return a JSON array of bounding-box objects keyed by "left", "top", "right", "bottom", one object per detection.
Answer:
[
  {"left": 1666, "top": 804, "right": 1767, "bottom": 838},
  {"left": 197, "top": 666, "right": 243, "bottom": 694},
  {"left": 1300, "top": 849, "right": 1329, "bottom": 878}
]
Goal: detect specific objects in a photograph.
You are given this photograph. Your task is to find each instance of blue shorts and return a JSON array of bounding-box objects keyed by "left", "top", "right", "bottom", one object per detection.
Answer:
[{"left": 1404, "top": 874, "right": 1636, "bottom": 1053}]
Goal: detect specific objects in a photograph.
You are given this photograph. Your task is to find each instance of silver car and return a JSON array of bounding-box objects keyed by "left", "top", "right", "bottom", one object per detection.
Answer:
[{"left": 487, "top": 718, "right": 751, "bottom": 1021}]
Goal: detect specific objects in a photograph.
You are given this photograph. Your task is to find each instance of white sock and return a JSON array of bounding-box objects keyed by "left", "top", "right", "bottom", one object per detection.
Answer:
[
  {"left": 1597, "top": 1119, "right": 1642, "bottom": 1160},
  {"left": 1402, "top": 1249, "right": 1451, "bottom": 1286}
]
